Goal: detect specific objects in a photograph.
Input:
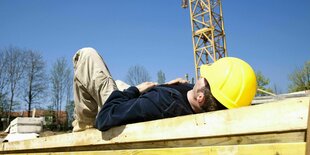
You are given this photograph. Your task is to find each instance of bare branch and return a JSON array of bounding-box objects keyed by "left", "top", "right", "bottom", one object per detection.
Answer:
[
  {"left": 126, "top": 65, "right": 151, "bottom": 86},
  {"left": 3, "top": 46, "right": 27, "bottom": 124},
  {"left": 50, "top": 57, "right": 72, "bottom": 128},
  {"left": 21, "top": 50, "right": 47, "bottom": 116}
]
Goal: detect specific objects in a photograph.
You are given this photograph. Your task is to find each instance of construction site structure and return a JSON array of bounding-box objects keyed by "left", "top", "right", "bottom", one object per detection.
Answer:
[{"left": 182, "top": 0, "right": 227, "bottom": 79}]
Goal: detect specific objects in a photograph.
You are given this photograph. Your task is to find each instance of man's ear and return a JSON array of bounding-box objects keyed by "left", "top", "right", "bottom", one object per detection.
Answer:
[{"left": 197, "top": 92, "right": 205, "bottom": 104}]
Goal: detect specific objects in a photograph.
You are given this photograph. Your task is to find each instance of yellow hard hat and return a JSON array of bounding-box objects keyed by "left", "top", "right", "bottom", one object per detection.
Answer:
[{"left": 200, "top": 57, "right": 257, "bottom": 109}]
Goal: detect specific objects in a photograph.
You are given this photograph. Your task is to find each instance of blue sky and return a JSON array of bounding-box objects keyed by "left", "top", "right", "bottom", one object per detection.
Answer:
[{"left": 0, "top": 0, "right": 309, "bottom": 93}]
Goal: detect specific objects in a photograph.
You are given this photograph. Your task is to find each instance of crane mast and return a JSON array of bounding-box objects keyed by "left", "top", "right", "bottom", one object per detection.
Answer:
[{"left": 182, "top": 0, "right": 228, "bottom": 80}]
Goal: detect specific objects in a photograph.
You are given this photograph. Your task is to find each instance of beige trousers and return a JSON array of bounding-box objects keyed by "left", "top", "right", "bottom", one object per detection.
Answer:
[{"left": 72, "top": 47, "right": 118, "bottom": 132}]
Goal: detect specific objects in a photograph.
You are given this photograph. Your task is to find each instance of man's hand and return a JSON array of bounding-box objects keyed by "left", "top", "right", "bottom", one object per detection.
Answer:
[
  {"left": 136, "top": 82, "right": 158, "bottom": 93},
  {"left": 165, "top": 78, "right": 188, "bottom": 85}
]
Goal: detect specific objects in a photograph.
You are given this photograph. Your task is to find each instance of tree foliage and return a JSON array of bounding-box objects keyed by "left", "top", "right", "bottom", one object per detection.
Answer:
[
  {"left": 288, "top": 61, "right": 310, "bottom": 92},
  {"left": 64, "top": 66, "right": 73, "bottom": 128},
  {"left": 157, "top": 70, "right": 166, "bottom": 84},
  {"left": 255, "top": 71, "right": 273, "bottom": 96},
  {"left": 65, "top": 100, "right": 74, "bottom": 128},
  {"left": 126, "top": 65, "right": 151, "bottom": 86}
]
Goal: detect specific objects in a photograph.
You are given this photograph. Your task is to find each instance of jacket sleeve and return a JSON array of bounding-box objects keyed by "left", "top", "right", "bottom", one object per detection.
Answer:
[{"left": 95, "top": 86, "right": 162, "bottom": 131}]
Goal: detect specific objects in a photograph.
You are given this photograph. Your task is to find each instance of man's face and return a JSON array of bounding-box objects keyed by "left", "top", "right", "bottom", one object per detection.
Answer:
[
  {"left": 193, "top": 78, "right": 207, "bottom": 95},
  {"left": 187, "top": 78, "right": 207, "bottom": 112}
]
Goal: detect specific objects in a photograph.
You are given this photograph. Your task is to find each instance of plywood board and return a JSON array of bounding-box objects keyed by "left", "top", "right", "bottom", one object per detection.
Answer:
[
  {"left": 0, "top": 131, "right": 305, "bottom": 154},
  {"left": 10, "top": 143, "right": 306, "bottom": 155},
  {"left": 306, "top": 99, "right": 310, "bottom": 155}
]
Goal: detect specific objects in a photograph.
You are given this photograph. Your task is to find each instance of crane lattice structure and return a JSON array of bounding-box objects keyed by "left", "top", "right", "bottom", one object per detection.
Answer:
[{"left": 182, "top": 0, "right": 228, "bottom": 80}]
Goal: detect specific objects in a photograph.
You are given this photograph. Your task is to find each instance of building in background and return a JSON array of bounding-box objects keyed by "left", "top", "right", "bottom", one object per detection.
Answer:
[{"left": 0, "top": 110, "right": 68, "bottom": 131}]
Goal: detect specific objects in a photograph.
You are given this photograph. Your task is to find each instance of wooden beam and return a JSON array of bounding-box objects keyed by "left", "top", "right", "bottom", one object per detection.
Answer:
[
  {"left": 252, "top": 90, "right": 309, "bottom": 105},
  {"left": 1, "top": 97, "right": 309, "bottom": 153},
  {"left": 0, "top": 131, "right": 305, "bottom": 154},
  {"left": 9, "top": 143, "right": 307, "bottom": 155},
  {"left": 306, "top": 99, "right": 310, "bottom": 155}
]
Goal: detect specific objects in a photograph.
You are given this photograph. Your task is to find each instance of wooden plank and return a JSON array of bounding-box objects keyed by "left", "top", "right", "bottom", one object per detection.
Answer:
[
  {"left": 1, "top": 97, "right": 309, "bottom": 153},
  {"left": 11, "top": 143, "right": 306, "bottom": 155},
  {"left": 1, "top": 131, "right": 305, "bottom": 154},
  {"left": 252, "top": 90, "right": 309, "bottom": 104},
  {"left": 306, "top": 99, "right": 310, "bottom": 155}
]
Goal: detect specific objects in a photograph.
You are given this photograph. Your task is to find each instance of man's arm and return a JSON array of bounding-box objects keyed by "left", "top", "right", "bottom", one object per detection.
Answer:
[
  {"left": 95, "top": 82, "right": 159, "bottom": 131},
  {"left": 165, "top": 78, "right": 188, "bottom": 85},
  {"left": 136, "top": 82, "right": 157, "bottom": 93}
]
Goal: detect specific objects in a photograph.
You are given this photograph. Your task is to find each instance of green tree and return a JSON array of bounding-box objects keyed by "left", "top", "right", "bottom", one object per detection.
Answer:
[
  {"left": 255, "top": 71, "right": 273, "bottom": 96},
  {"left": 157, "top": 70, "right": 166, "bottom": 84},
  {"left": 65, "top": 100, "right": 74, "bottom": 129},
  {"left": 288, "top": 61, "right": 310, "bottom": 92}
]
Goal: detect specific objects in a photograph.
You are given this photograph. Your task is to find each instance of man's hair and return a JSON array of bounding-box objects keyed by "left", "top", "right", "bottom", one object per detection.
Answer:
[{"left": 199, "top": 79, "right": 227, "bottom": 112}]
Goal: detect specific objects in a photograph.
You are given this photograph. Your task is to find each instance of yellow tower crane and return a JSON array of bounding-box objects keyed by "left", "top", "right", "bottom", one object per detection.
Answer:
[{"left": 182, "top": 0, "right": 228, "bottom": 80}]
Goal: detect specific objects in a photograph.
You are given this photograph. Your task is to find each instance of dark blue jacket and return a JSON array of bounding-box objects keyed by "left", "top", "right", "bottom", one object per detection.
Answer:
[{"left": 95, "top": 85, "right": 194, "bottom": 131}]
